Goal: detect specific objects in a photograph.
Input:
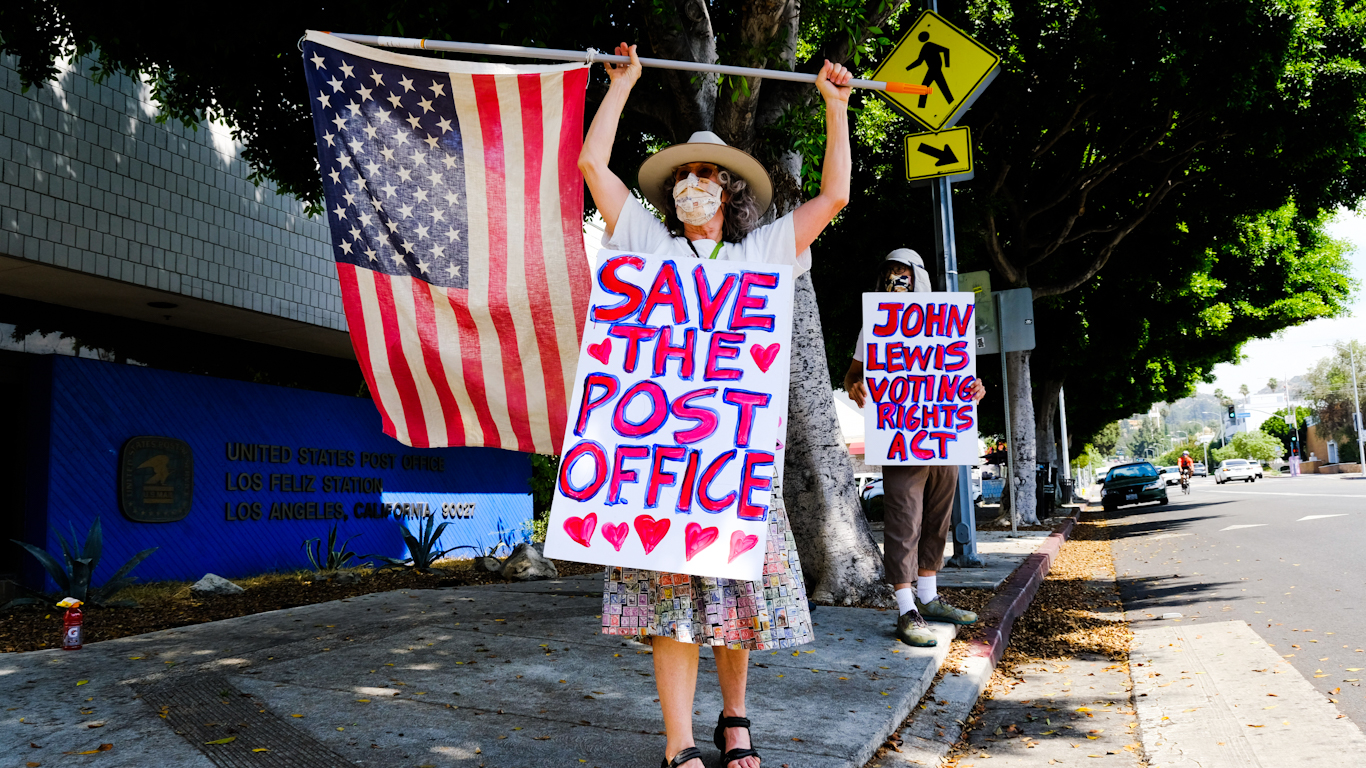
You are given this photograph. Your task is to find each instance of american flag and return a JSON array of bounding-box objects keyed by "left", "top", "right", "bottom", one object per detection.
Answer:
[{"left": 301, "top": 32, "right": 591, "bottom": 453}]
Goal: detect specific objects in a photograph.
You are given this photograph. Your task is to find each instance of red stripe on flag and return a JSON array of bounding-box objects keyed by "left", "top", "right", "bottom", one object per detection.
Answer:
[
  {"left": 559, "top": 66, "right": 592, "bottom": 339},
  {"left": 472, "top": 74, "right": 535, "bottom": 453},
  {"left": 409, "top": 279, "right": 466, "bottom": 446},
  {"left": 517, "top": 72, "right": 569, "bottom": 450},
  {"left": 335, "top": 264, "right": 398, "bottom": 440},
  {"left": 371, "top": 273, "right": 430, "bottom": 447},
  {"left": 444, "top": 288, "right": 502, "bottom": 445}
]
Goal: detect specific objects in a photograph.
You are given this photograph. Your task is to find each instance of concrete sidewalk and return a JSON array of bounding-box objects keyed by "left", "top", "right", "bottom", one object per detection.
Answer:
[{"left": 3, "top": 575, "right": 957, "bottom": 768}]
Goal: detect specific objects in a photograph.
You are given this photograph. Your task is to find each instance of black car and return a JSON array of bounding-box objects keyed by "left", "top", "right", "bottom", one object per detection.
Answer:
[{"left": 1100, "top": 461, "right": 1168, "bottom": 511}]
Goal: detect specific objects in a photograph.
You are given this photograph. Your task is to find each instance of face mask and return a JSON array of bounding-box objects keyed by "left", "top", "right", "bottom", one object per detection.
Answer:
[
  {"left": 672, "top": 173, "right": 724, "bottom": 226},
  {"left": 884, "top": 274, "right": 913, "bottom": 292}
]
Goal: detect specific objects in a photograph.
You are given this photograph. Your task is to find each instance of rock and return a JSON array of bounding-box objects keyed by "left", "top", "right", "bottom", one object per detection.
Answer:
[
  {"left": 474, "top": 556, "right": 503, "bottom": 574},
  {"left": 328, "top": 570, "right": 363, "bottom": 584},
  {"left": 499, "top": 542, "right": 558, "bottom": 581},
  {"left": 190, "top": 573, "right": 244, "bottom": 596}
]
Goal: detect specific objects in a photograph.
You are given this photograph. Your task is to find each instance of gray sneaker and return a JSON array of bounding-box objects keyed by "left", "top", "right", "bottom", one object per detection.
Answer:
[
  {"left": 896, "top": 609, "right": 937, "bottom": 647},
  {"left": 916, "top": 596, "right": 978, "bottom": 625}
]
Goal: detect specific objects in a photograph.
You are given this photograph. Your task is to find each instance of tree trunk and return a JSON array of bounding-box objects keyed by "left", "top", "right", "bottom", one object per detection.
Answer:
[
  {"left": 781, "top": 273, "right": 889, "bottom": 606},
  {"left": 1008, "top": 350, "right": 1041, "bottom": 526}
]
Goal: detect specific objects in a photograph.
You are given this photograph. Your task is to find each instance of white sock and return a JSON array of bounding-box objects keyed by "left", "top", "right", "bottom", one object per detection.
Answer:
[
  {"left": 916, "top": 575, "right": 938, "bottom": 605},
  {"left": 894, "top": 587, "right": 917, "bottom": 615}
]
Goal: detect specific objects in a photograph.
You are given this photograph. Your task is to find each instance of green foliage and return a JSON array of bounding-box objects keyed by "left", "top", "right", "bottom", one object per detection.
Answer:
[
  {"left": 528, "top": 454, "right": 559, "bottom": 544},
  {"left": 1089, "top": 422, "right": 1121, "bottom": 457},
  {"left": 1157, "top": 439, "right": 1204, "bottom": 468},
  {"left": 1126, "top": 418, "right": 1167, "bottom": 461},
  {"left": 4, "top": 517, "right": 157, "bottom": 609},
  {"left": 364, "top": 515, "right": 455, "bottom": 574},
  {"left": 302, "top": 524, "right": 362, "bottom": 573},
  {"left": 1262, "top": 405, "right": 1313, "bottom": 454},
  {"left": 1214, "top": 430, "right": 1285, "bottom": 465},
  {"left": 1304, "top": 340, "right": 1366, "bottom": 442}
]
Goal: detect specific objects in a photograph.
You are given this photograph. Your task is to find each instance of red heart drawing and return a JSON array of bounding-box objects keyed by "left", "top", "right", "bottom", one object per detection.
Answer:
[
  {"left": 587, "top": 339, "right": 612, "bottom": 365},
  {"left": 684, "top": 522, "right": 719, "bottom": 561},
  {"left": 602, "top": 522, "right": 629, "bottom": 552},
  {"left": 634, "top": 515, "right": 671, "bottom": 555},
  {"left": 728, "top": 530, "right": 759, "bottom": 563},
  {"left": 750, "top": 343, "right": 780, "bottom": 372},
  {"left": 563, "top": 513, "right": 597, "bottom": 547}
]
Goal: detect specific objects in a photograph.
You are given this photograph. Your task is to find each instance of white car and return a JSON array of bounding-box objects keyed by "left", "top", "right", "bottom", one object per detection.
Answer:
[
  {"left": 1215, "top": 459, "right": 1257, "bottom": 484},
  {"left": 1159, "top": 466, "right": 1183, "bottom": 486}
]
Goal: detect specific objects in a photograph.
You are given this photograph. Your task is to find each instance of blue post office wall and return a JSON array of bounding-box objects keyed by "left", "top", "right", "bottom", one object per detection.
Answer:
[{"left": 28, "top": 355, "right": 532, "bottom": 588}]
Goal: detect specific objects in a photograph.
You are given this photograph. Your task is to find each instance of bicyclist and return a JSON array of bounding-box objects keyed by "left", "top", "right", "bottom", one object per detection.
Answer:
[{"left": 1177, "top": 451, "right": 1195, "bottom": 481}]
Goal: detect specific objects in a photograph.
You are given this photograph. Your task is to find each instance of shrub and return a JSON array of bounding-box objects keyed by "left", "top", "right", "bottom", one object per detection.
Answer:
[{"left": 5, "top": 517, "right": 157, "bottom": 609}]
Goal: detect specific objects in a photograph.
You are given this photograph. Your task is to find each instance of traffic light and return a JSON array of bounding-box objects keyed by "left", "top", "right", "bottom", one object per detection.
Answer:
[
  {"left": 1289, "top": 431, "right": 1299, "bottom": 457},
  {"left": 1227, "top": 404, "right": 1236, "bottom": 419}
]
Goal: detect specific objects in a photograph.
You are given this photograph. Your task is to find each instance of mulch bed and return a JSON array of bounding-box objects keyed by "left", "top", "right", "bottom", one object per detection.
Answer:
[
  {"left": 941, "top": 509, "right": 1134, "bottom": 765},
  {"left": 0, "top": 560, "right": 602, "bottom": 654}
]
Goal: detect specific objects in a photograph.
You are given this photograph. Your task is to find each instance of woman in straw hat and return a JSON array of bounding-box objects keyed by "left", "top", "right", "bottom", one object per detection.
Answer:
[{"left": 577, "top": 42, "right": 853, "bottom": 768}]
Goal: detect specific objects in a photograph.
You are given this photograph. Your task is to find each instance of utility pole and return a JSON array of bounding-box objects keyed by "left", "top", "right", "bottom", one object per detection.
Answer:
[{"left": 1349, "top": 345, "right": 1363, "bottom": 476}]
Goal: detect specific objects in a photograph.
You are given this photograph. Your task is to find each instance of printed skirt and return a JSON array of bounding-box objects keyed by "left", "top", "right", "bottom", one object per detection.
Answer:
[{"left": 600, "top": 497, "right": 814, "bottom": 650}]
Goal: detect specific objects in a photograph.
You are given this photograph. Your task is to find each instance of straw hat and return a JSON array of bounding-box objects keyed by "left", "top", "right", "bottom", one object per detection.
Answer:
[{"left": 637, "top": 131, "right": 773, "bottom": 215}]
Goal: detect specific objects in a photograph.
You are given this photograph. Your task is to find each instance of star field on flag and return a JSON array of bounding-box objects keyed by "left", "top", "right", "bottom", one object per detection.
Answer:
[{"left": 302, "top": 31, "right": 592, "bottom": 453}]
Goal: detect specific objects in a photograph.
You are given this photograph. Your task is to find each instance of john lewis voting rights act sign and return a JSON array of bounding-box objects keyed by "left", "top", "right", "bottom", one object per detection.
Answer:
[
  {"left": 544, "top": 252, "right": 793, "bottom": 581},
  {"left": 861, "top": 293, "right": 978, "bottom": 466}
]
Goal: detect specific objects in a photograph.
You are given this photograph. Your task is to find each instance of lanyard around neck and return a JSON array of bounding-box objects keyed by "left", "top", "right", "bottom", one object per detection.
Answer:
[{"left": 692, "top": 240, "right": 723, "bottom": 260}]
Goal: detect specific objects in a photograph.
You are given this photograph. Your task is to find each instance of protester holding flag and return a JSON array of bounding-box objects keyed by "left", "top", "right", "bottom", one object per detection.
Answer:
[
  {"left": 578, "top": 42, "right": 852, "bottom": 768},
  {"left": 843, "top": 250, "right": 985, "bottom": 648}
]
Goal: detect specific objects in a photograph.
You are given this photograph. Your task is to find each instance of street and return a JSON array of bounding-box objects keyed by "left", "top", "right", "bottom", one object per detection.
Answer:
[{"left": 1105, "top": 473, "right": 1366, "bottom": 728}]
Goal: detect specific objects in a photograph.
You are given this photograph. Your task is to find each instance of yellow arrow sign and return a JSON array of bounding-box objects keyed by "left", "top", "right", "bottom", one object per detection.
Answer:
[
  {"left": 904, "top": 126, "right": 974, "bottom": 183},
  {"left": 872, "top": 10, "right": 1001, "bottom": 131}
]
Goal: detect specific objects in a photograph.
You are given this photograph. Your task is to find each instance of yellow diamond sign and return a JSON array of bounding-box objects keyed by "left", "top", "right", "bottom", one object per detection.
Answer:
[
  {"left": 872, "top": 10, "right": 1001, "bottom": 131},
  {"left": 904, "top": 126, "right": 974, "bottom": 184}
]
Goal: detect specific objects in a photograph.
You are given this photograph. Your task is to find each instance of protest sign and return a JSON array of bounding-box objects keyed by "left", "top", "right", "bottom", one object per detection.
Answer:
[
  {"left": 861, "top": 292, "right": 978, "bottom": 465},
  {"left": 544, "top": 252, "right": 793, "bottom": 581}
]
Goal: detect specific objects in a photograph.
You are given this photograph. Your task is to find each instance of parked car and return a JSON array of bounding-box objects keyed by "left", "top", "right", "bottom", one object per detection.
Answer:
[
  {"left": 1159, "top": 465, "right": 1183, "bottom": 486},
  {"left": 1191, "top": 462, "right": 1208, "bottom": 478},
  {"left": 1100, "top": 461, "right": 1168, "bottom": 511},
  {"left": 1214, "top": 459, "right": 1257, "bottom": 484},
  {"left": 861, "top": 477, "right": 885, "bottom": 520}
]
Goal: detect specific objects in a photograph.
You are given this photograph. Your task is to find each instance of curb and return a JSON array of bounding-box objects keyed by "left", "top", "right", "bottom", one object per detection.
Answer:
[{"left": 869, "top": 508, "right": 1085, "bottom": 767}]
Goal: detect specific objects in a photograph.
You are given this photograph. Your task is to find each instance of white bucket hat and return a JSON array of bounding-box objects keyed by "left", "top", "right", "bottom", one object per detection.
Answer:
[
  {"left": 637, "top": 131, "right": 774, "bottom": 215},
  {"left": 883, "top": 248, "right": 932, "bottom": 292}
]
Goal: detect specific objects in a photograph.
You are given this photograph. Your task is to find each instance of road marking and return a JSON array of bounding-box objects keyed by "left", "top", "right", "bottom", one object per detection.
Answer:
[
  {"left": 1219, "top": 524, "right": 1268, "bottom": 531},
  {"left": 1296, "top": 514, "right": 1348, "bottom": 521},
  {"left": 1147, "top": 533, "right": 1193, "bottom": 540},
  {"left": 1206, "top": 490, "right": 1366, "bottom": 498}
]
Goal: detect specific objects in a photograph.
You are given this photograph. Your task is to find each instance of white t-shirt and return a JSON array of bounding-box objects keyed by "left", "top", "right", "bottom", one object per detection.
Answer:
[
  {"left": 601, "top": 198, "right": 811, "bottom": 279},
  {"left": 852, "top": 264, "right": 933, "bottom": 363}
]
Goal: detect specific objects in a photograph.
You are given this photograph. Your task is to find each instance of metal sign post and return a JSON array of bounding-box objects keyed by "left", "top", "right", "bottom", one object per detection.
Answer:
[
  {"left": 996, "top": 291, "right": 1016, "bottom": 534},
  {"left": 1058, "top": 386, "right": 1072, "bottom": 503}
]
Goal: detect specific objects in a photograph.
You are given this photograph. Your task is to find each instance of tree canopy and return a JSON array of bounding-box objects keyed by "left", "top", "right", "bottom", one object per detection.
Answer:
[
  {"left": 5, "top": 0, "right": 1364, "bottom": 473},
  {"left": 1304, "top": 340, "right": 1366, "bottom": 443}
]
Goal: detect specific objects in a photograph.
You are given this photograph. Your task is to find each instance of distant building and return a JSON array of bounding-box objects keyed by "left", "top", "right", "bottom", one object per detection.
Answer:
[{"left": 1, "top": 52, "right": 529, "bottom": 597}]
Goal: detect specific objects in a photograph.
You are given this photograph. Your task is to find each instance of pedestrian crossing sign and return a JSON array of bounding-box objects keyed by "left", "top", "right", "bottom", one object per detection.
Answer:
[{"left": 871, "top": 10, "right": 1001, "bottom": 131}]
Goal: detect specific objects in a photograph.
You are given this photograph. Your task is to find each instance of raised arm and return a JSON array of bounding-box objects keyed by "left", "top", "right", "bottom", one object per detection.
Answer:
[
  {"left": 577, "top": 43, "right": 641, "bottom": 235},
  {"left": 793, "top": 60, "right": 853, "bottom": 255}
]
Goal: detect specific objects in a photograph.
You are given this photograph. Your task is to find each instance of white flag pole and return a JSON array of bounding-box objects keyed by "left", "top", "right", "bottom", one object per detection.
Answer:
[{"left": 316, "top": 31, "right": 932, "bottom": 96}]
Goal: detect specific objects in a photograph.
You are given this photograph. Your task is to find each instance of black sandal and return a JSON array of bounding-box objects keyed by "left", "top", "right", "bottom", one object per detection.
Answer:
[
  {"left": 662, "top": 746, "right": 704, "bottom": 768},
  {"left": 713, "top": 713, "right": 761, "bottom": 767}
]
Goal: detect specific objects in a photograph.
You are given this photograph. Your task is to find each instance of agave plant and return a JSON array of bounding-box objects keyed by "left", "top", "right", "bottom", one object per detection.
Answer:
[
  {"left": 364, "top": 515, "right": 455, "bottom": 574},
  {"left": 4, "top": 517, "right": 158, "bottom": 609},
  {"left": 302, "top": 523, "right": 362, "bottom": 573}
]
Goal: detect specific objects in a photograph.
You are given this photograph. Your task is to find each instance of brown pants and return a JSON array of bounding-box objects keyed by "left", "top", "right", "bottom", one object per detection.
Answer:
[{"left": 881, "top": 465, "right": 957, "bottom": 584}]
